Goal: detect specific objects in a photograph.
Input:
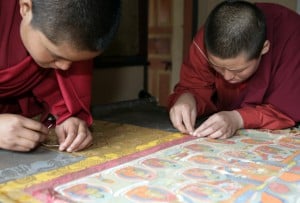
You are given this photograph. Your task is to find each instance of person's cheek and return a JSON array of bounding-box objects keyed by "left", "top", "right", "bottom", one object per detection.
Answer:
[{"left": 31, "top": 50, "right": 54, "bottom": 68}]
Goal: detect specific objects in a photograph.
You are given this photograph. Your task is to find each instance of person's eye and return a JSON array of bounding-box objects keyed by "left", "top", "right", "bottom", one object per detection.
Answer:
[{"left": 233, "top": 69, "right": 245, "bottom": 73}]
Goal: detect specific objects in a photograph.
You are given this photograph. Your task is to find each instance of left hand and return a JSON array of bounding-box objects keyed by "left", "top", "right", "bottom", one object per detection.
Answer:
[
  {"left": 191, "top": 111, "right": 243, "bottom": 139},
  {"left": 55, "top": 117, "right": 93, "bottom": 152}
]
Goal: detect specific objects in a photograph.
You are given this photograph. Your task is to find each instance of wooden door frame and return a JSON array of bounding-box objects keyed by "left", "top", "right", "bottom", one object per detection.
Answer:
[{"left": 183, "top": 0, "right": 198, "bottom": 58}]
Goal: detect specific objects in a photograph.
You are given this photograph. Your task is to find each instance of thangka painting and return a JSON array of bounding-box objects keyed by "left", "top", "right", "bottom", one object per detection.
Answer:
[{"left": 50, "top": 129, "right": 300, "bottom": 203}]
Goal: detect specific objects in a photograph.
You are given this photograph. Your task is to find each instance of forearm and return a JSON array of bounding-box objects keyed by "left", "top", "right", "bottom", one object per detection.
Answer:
[
  {"left": 236, "top": 104, "right": 295, "bottom": 129},
  {"left": 32, "top": 61, "right": 93, "bottom": 126}
]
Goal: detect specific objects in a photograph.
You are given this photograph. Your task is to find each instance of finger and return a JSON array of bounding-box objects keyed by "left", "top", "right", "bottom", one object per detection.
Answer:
[
  {"left": 192, "top": 120, "right": 211, "bottom": 137},
  {"left": 22, "top": 118, "right": 49, "bottom": 135},
  {"left": 60, "top": 132, "right": 76, "bottom": 151},
  {"left": 169, "top": 110, "right": 187, "bottom": 133},
  {"left": 17, "top": 128, "right": 47, "bottom": 143},
  {"left": 190, "top": 109, "right": 197, "bottom": 127},
  {"left": 193, "top": 121, "right": 220, "bottom": 137},
  {"left": 208, "top": 130, "right": 224, "bottom": 139},
  {"left": 72, "top": 131, "right": 93, "bottom": 152},
  {"left": 55, "top": 125, "right": 67, "bottom": 147},
  {"left": 13, "top": 137, "right": 39, "bottom": 151},
  {"left": 66, "top": 125, "right": 87, "bottom": 152},
  {"left": 181, "top": 110, "right": 194, "bottom": 134},
  {"left": 57, "top": 127, "right": 76, "bottom": 151},
  {"left": 218, "top": 134, "right": 228, "bottom": 139},
  {"left": 9, "top": 145, "right": 33, "bottom": 152},
  {"left": 218, "top": 132, "right": 234, "bottom": 139},
  {"left": 56, "top": 127, "right": 67, "bottom": 145}
]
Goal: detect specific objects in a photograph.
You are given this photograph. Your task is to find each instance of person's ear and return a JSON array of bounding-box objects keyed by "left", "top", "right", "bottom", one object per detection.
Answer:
[
  {"left": 261, "top": 40, "right": 270, "bottom": 55},
  {"left": 19, "top": 0, "right": 32, "bottom": 19}
]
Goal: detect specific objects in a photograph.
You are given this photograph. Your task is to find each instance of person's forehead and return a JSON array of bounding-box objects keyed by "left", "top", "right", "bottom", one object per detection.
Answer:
[
  {"left": 207, "top": 53, "right": 251, "bottom": 70},
  {"left": 39, "top": 31, "right": 100, "bottom": 61}
]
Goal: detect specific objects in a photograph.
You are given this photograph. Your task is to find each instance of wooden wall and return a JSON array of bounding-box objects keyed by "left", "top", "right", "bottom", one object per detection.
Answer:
[{"left": 148, "top": 0, "right": 173, "bottom": 106}]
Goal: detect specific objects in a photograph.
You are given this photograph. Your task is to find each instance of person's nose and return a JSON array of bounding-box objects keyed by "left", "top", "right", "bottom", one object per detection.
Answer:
[
  {"left": 54, "top": 60, "right": 72, "bottom": 70},
  {"left": 223, "top": 70, "right": 235, "bottom": 81}
]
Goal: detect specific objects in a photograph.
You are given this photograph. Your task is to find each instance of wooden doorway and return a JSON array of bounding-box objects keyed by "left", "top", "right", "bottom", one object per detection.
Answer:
[
  {"left": 147, "top": 0, "right": 198, "bottom": 107},
  {"left": 147, "top": 0, "right": 172, "bottom": 107}
]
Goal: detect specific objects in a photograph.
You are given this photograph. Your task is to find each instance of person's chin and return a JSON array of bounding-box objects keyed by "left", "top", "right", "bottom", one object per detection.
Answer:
[
  {"left": 35, "top": 62, "right": 47, "bottom": 68},
  {"left": 37, "top": 63, "right": 53, "bottom": 69},
  {"left": 227, "top": 80, "right": 242, "bottom": 84}
]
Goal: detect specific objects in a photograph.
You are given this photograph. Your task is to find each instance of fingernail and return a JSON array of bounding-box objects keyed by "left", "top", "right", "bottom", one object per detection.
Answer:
[
  {"left": 193, "top": 133, "right": 199, "bottom": 137},
  {"left": 59, "top": 145, "right": 65, "bottom": 151}
]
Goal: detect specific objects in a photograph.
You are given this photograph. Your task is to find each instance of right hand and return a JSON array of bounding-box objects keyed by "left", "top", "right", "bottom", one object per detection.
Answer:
[
  {"left": 0, "top": 114, "right": 49, "bottom": 152},
  {"left": 169, "top": 93, "right": 197, "bottom": 134}
]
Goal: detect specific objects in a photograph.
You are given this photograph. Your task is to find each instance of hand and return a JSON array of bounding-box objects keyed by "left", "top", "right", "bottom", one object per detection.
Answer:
[
  {"left": 0, "top": 114, "right": 49, "bottom": 151},
  {"left": 192, "top": 110, "right": 243, "bottom": 139},
  {"left": 55, "top": 117, "right": 92, "bottom": 152},
  {"left": 169, "top": 93, "right": 197, "bottom": 134}
]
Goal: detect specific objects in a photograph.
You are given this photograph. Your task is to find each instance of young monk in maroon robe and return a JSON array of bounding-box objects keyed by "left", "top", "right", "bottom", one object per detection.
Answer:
[
  {"left": 0, "top": 0, "right": 120, "bottom": 152},
  {"left": 168, "top": 1, "right": 300, "bottom": 139}
]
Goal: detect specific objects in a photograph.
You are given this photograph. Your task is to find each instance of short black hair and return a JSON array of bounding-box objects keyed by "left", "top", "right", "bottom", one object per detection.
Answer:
[
  {"left": 30, "top": 0, "right": 121, "bottom": 52},
  {"left": 204, "top": 0, "right": 266, "bottom": 60}
]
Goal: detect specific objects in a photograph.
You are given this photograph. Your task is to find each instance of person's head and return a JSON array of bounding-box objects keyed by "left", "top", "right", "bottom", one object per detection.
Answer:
[
  {"left": 19, "top": 0, "right": 121, "bottom": 70},
  {"left": 204, "top": 0, "right": 270, "bottom": 84}
]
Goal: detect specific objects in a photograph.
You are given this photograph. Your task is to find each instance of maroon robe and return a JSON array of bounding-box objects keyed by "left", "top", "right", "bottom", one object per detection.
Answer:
[
  {"left": 169, "top": 3, "right": 300, "bottom": 129},
  {"left": 0, "top": 0, "right": 93, "bottom": 125}
]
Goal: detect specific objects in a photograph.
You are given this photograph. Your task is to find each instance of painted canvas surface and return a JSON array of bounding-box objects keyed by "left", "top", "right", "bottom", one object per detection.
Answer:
[{"left": 53, "top": 129, "right": 300, "bottom": 203}]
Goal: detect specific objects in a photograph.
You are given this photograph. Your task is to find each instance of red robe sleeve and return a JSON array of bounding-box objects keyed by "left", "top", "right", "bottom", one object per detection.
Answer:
[
  {"left": 168, "top": 28, "right": 218, "bottom": 116},
  {"left": 237, "top": 105, "right": 295, "bottom": 129},
  {"left": 54, "top": 60, "right": 93, "bottom": 125},
  {"left": 31, "top": 60, "right": 94, "bottom": 126}
]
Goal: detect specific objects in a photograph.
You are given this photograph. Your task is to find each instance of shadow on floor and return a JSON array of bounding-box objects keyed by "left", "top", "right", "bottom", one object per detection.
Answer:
[
  {"left": 92, "top": 97, "right": 208, "bottom": 132},
  {"left": 92, "top": 97, "right": 177, "bottom": 132}
]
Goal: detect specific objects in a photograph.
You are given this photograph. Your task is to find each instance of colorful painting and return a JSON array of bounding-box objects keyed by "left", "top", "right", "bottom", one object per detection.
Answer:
[{"left": 51, "top": 129, "right": 300, "bottom": 203}]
